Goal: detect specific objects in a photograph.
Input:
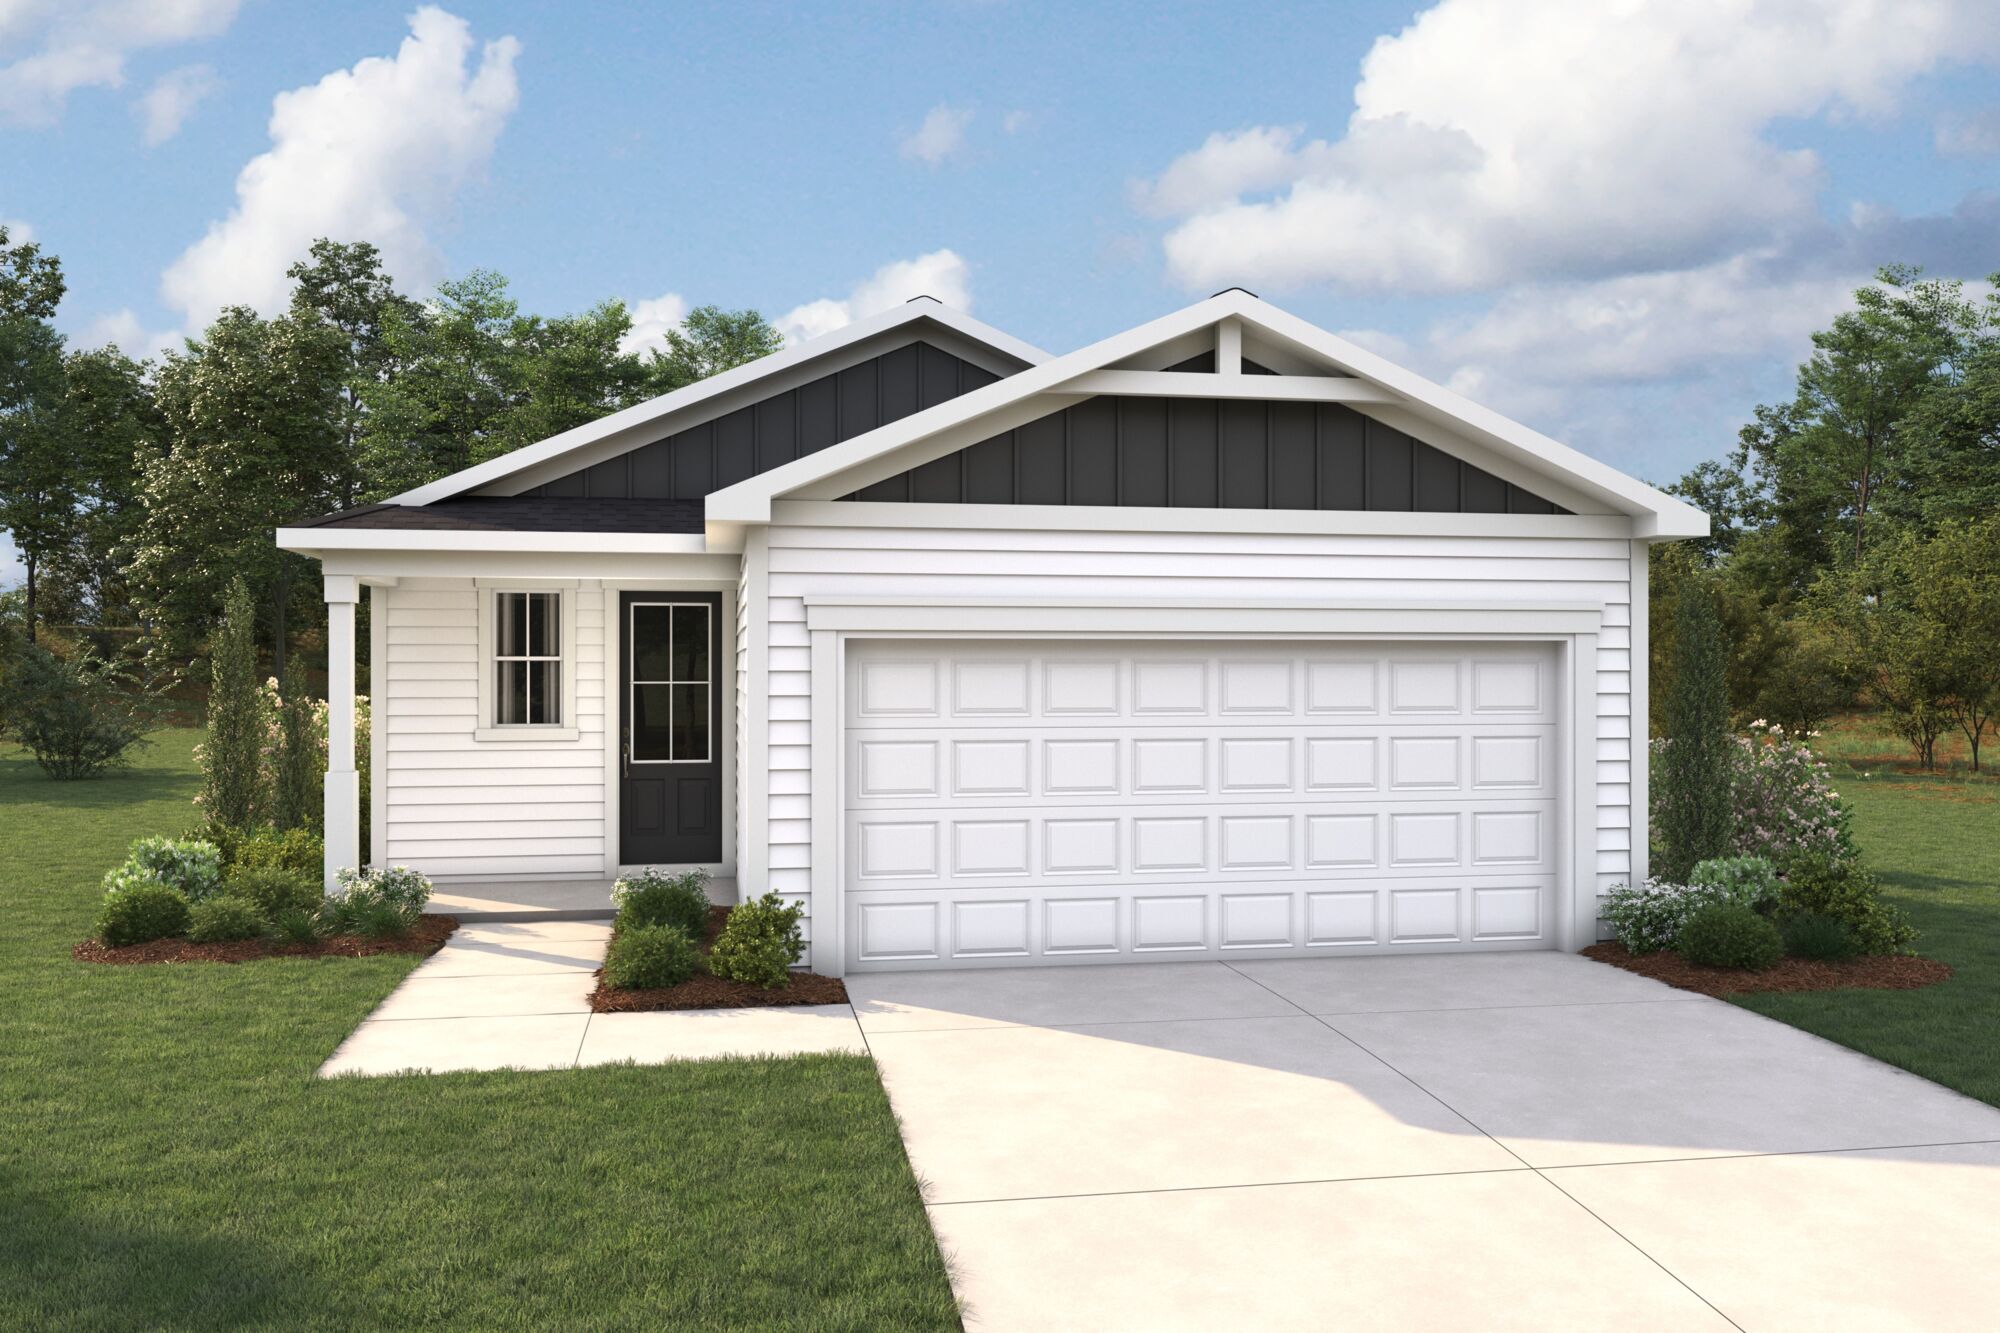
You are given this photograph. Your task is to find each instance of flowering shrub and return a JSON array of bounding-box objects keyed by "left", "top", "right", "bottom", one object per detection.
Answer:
[
  {"left": 1602, "top": 880, "right": 1730, "bottom": 953},
  {"left": 104, "top": 836, "right": 224, "bottom": 902},
  {"left": 333, "top": 865, "right": 432, "bottom": 914},
  {"left": 1652, "top": 722, "right": 1855, "bottom": 873},
  {"left": 1686, "top": 856, "right": 1782, "bottom": 910}
]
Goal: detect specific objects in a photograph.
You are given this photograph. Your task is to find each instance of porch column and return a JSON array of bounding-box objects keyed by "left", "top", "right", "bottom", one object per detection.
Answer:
[{"left": 324, "top": 574, "right": 360, "bottom": 891}]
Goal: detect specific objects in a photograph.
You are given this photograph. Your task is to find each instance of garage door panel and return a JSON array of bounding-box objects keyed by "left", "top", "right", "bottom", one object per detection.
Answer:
[
  {"left": 844, "top": 641, "right": 1562, "bottom": 970},
  {"left": 845, "top": 800, "right": 1557, "bottom": 887}
]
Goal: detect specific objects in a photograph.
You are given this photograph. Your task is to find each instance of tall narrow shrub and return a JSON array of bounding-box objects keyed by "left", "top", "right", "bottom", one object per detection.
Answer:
[
  {"left": 273, "top": 653, "right": 319, "bottom": 831},
  {"left": 201, "top": 578, "right": 264, "bottom": 829},
  {"left": 1654, "top": 577, "right": 1735, "bottom": 881}
]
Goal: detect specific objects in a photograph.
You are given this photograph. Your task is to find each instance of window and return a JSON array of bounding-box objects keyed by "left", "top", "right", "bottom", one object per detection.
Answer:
[
  {"left": 630, "top": 601, "right": 710, "bottom": 762},
  {"left": 494, "top": 591, "right": 561, "bottom": 726}
]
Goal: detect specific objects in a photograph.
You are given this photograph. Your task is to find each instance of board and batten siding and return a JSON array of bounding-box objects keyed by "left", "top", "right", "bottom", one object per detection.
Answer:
[
  {"left": 760, "top": 524, "right": 1642, "bottom": 949},
  {"left": 378, "top": 577, "right": 609, "bottom": 879}
]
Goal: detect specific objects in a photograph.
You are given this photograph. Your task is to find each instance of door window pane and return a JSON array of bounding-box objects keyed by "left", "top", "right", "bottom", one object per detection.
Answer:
[
  {"left": 632, "top": 604, "right": 673, "bottom": 681},
  {"left": 671, "top": 684, "right": 710, "bottom": 762},
  {"left": 632, "top": 683, "right": 673, "bottom": 760},
  {"left": 671, "top": 604, "right": 710, "bottom": 681}
]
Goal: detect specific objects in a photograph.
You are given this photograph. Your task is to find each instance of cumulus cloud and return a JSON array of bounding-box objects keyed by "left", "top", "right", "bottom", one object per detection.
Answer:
[
  {"left": 136, "top": 62, "right": 218, "bottom": 144},
  {"left": 899, "top": 103, "right": 973, "bottom": 166},
  {"left": 1001, "top": 109, "right": 1030, "bottom": 134},
  {"left": 76, "top": 307, "right": 182, "bottom": 359},
  {"left": 0, "top": 0, "right": 240, "bottom": 126},
  {"left": 1, "top": 216, "right": 32, "bottom": 243},
  {"left": 158, "top": 6, "right": 519, "bottom": 328},
  {"left": 1140, "top": 0, "right": 2000, "bottom": 295},
  {"left": 616, "top": 291, "right": 688, "bottom": 357},
  {"left": 776, "top": 249, "right": 972, "bottom": 344}
]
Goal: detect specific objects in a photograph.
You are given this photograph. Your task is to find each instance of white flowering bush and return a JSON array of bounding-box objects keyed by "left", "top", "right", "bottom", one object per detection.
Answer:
[
  {"left": 333, "top": 865, "right": 432, "bottom": 913},
  {"left": 1651, "top": 722, "right": 1855, "bottom": 873},
  {"left": 1601, "top": 880, "right": 1715, "bottom": 954}
]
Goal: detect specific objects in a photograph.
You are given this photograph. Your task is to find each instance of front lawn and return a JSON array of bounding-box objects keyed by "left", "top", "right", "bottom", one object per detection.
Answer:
[
  {"left": 0, "top": 731, "right": 958, "bottom": 1329},
  {"left": 1731, "top": 723, "right": 2000, "bottom": 1108}
]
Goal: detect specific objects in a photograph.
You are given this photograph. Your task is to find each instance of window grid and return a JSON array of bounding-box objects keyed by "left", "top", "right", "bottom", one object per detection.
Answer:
[
  {"left": 630, "top": 601, "right": 711, "bottom": 764},
  {"left": 493, "top": 591, "right": 562, "bottom": 726}
]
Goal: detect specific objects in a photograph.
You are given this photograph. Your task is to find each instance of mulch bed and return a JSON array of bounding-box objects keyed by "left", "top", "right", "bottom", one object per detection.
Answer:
[
  {"left": 75, "top": 914, "right": 459, "bottom": 966},
  {"left": 589, "top": 905, "right": 850, "bottom": 1012},
  {"left": 1582, "top": 941, "right": 1953, "bottom": 997}
]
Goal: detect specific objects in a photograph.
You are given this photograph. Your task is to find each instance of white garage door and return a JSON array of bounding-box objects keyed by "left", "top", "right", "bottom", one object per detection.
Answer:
[{"left": 842, "top": 641, "right": 1561, "bottom": 971}]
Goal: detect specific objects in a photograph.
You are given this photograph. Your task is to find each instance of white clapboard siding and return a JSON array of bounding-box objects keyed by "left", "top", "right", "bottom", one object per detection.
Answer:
[
  {"left": 763, "top": 524, "right": 1642, "bottom": 946},
  {"left": 376, "top": 578, "right": 608, "bottom": 881}
]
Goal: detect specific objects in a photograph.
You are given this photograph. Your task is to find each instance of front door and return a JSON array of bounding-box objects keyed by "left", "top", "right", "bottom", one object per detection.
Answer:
[{"left": 620, "top": 591, "right": 722, "bottom": 865}]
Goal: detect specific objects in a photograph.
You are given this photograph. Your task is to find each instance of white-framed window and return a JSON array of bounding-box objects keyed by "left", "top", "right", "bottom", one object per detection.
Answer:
[{"left": 475, "top": 584, "right": 579, "bottom": 741}]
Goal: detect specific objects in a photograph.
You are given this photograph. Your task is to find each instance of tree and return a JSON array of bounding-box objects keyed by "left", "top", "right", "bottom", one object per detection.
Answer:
[
  {"left": 200, "top": 578, "right": 264, "bottom": 827},
  {"left": 129, "top": 307, "right": 346, "bottom": 673},
  {"left": 273, "top": 653, "right": 321, "bottom": 832},
  {"left": 1808, "top": 544, "right": 1958, "bottom": 770},
  {"left": 287, "top": 239, "right": 420, "bottom": 511},
  {"left": 45, "top": 346, "right": 160, "bottom": 626},
  {"left": 640, "top": 304, "right": 784, "bottom": 395},
  {"left": 1653, "top": 574, "right": 1735, "bottom": 882},
  {"left": 1737, "top": 267, "right": 1977, "bottom": 574},
  {"left": 1889, "top": 279, "right": 2000, "bottom": 532},
  {"left": 0, "top": 226, "right": 74, "bottom": 641}
]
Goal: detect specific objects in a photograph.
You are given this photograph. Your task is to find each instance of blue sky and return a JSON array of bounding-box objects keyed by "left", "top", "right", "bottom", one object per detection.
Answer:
[{"left": 5, "top": 0, "right": 1999, "bottom": 587}]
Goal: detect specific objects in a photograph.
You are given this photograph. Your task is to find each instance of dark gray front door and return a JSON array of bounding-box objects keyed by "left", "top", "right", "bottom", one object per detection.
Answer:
[{"left": 619, "top": 591, "right": 722, "bottom": 865}]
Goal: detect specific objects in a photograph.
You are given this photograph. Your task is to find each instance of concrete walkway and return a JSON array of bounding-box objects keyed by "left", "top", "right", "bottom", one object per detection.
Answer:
[
  {"left": 319, "top": 919, "right": 861, "bottom": 1076},
  {"left": 848, "top": 953, "right": 2000, "bottom": 1332}
]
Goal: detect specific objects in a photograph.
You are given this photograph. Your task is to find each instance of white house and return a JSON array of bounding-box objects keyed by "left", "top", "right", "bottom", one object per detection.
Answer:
[{"left": 278, "top": 289, "right": 1706, "bottom": 975}]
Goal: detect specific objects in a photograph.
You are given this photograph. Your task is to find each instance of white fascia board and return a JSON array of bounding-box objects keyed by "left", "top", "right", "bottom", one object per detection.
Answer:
[
  {"left": 798, "top": 593, "right": 1606, "bottom": 637},
  {"left": 276, "top": 526, "right": 711, "bottom": 556},
  {"left": 386, "top": 300, "right": 1048, "bottom": 507},
  {"left": 315, "top": 549, "right": 741, "bottom": 582},
  {"left": 769, "top": 499, "right": 1638, "bottom": 540},
  {"left": 1229, "top": 296, "right": 1710, "bottom": 536},
  {"left": 705, "top": 294, "right": 1252, "bottom": 521}
]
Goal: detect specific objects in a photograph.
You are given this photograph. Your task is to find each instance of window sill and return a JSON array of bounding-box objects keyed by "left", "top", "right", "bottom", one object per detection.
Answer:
[{"left": 472, "top": 727, "right": 582, "bottom": 743}]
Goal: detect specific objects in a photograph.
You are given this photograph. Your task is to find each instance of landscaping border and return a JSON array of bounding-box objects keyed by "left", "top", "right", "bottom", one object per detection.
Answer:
[
  {"left": 1582, "top": 941, "right": 1952, "bottom": 997},
  {"left": 590, "top": 904, "right": 849, "bottom": 1011},
  {"left": 76, "top": 914, "right": 459, "bottom": 965}
]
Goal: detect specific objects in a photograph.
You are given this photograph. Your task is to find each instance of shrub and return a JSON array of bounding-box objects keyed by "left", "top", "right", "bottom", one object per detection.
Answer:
[
  {"left": 233, "top": 826, "right": 324, "bottom": 877},
  {"left": 708, "top": 892, "right": 806, "bottom": 989},
  {"left": 1775, "top": 853, "right": 1917, "bottom": 956},
  {"left": 1602, "top": 880, "right": 1721, "bottom": 954},
  {"left": 270, "top": 906, "right": 324, "bottom": 946},
  {"left": 0, "top": 642, "right": 147, "bottom": 780},
  {"left": 227, "top": 866, "right": 322, "bottom": 920},
  {"left": 1654, "top": 579, "right": 1735, "bottom": 881},
  {"left": 1687, "top": 856, "right": 1781, "bottom": 912},
  {"left": 1678, "top": 902, "right": 1783, "bottom": 970},
  {"left": 1782, "top": 912, "right": 1859, "bottom": 962},
  {"left": 333, "top": 865, "right": 431, "bottom": 915},
  {"left": 603, "top": 923, "right": 700, "bottom": 990},
  {"left": 273, "top": 655, "right": 320, "bottom": 833},
  {"left": 1725, "top": 723, "right": 1857, "bottom": 870},
  {"left": 96, "top": 879, "right": 191, "bottom": 946},
  {"left": 612, "top": 868, "right": 712, "bottom": 938},
  {"left": 108, "top": 836, "right": 224, "bottom": 902},
  {"left": 199, "top": 577, "right": 264, "bottom": 828},
  {"left": 187, "top": 895, "right": 268, "bottom": 944}
]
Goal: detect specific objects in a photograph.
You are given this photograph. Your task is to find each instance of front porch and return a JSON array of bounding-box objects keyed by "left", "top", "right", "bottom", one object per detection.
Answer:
[{"left": 424, "top": 876, "right": 743, "bottom": 922}]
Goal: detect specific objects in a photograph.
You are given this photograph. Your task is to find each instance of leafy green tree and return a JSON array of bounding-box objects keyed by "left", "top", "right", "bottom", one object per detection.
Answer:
[
  {"left": 0, "top": 223, "right": 63, "bottom": 321},
  {"left": 201, "top": 578, "right": 264, "bottom": 827},
  {"left": 1809, "top": 541, "right": 1959, "bottom": 770},
  {"left": 1737, "top": 267, "right": 1977, "bottom": 575},
  {"left": 1888, "top": 280, "right": 2000, "bottom": 532},
  {"left": 1654, "top": 575, "right": 1735, "bottom": 882},
  {"left": 273, "top": 653, "right": 321, "bottom": 831},
  {"left": 287, "top": 239, "right": 421, "bottom": 510},
  {"left": 640, "top": 304, "right": 784, "bottom": 395},
  {"left": 129, "top": 307, "right": 346, "bottom": 672},
  {"left": 45, "top": 345, "right": 161, "bottom": 625},
  {"left": 0, "top": 226, "right": 75, "bottom": 641}
]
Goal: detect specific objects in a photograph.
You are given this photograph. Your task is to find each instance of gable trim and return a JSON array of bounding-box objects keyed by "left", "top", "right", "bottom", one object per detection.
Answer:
[{"left": 768, "top": 498, "right": 1635, "bottom": 539}]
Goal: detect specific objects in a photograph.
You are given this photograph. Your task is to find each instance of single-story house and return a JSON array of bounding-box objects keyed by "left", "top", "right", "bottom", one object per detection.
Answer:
[{"left": 279, "top": 289, "right": 1706, "bottom": 975}]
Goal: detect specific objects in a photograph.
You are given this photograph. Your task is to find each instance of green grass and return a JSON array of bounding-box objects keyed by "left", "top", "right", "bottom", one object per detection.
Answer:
[
  {"left": 0, "top": 730, "right": 958, "bottom": 1330},
  {"left": 1731, "top": 718, "right": 2000, "bottom": 1108}
]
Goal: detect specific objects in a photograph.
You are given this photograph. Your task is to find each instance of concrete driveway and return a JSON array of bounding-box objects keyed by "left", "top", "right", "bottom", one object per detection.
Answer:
[{"left": 847, "top": 954, "right": 2000, "bottom": 1332}]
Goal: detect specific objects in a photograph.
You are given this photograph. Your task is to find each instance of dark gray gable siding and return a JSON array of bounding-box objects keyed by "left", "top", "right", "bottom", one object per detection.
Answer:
[
  {"left": 527, "top": 341, "right": 999, "bottom": 499},
  {"left": 843, "top": 397, "right": 1567, "bottom": 513}
]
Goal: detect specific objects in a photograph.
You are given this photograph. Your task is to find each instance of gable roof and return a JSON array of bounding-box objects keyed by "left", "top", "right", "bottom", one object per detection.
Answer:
[
  {"left": 390, "top": 297, "right": 1048, "bottom": 507},
  {"left": 704, "top": 289, "right": 1708, "bottom": 539}
]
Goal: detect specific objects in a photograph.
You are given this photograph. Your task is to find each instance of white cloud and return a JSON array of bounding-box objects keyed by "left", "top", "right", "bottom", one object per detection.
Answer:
[
  {"left": 76, "top": 306, "right": 181, "bottom": 359},
  {"left": 899, "top": 102, "right": 973, "bottom": 166},
  {"left": 616, "top": 291, "right": 688, "bottom": 357},
  {"left": 1140, "top": 0, "right": 2000, "bottom": 295},
  {"left": 1001, "top": 109, "right": 1030, "bottom": 134},
  {"left": 0, "top": 0, "right": 240, "bottom": 126},
  {"left": 136, "top": 61, "right": 217, "bottom": 144},
  {"left": 1, "top": 216, "right": 32, "bottom": 242},
  {"left": 158, "top": 6, "right": 519, "bottom": 329},
  {"left": 1935, "top": 105, "right": 2000, "bottom": 156},
  {"left": 776, "top": 249, "right": 972, "bottom": 344}
]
